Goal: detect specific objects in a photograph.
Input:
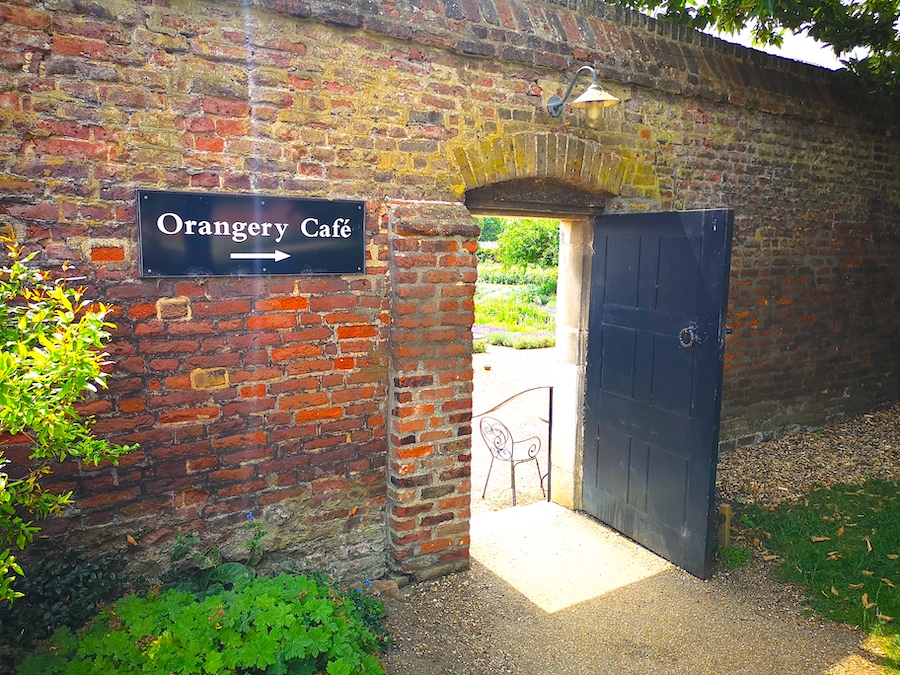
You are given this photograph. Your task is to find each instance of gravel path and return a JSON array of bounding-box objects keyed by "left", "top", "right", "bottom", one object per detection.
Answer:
[
  {"left": 381, "top": 345, "right": 899, "bottom": 675},
  {"left": 717, "top": 404, "right": 900, "bottom": 507}
]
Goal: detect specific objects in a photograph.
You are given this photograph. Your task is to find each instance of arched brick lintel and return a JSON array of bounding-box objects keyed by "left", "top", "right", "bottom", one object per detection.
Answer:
[{"left": 452, "top": 131, "right": 653, "bottom": 199}]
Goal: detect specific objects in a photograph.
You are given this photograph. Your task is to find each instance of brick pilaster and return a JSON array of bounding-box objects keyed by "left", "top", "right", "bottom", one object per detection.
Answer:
[{"left": 386, "top": 200, "right": 478, "bottom": 580}]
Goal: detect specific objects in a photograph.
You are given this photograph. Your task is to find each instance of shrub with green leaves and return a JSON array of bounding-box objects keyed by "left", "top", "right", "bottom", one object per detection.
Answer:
[
  {"left": 19, "top": 573, "right": 385, "bottom": 675},
  {"left": 474, "top": 216, "right": 505, "bottom": 242},
  {"left": 477, "top": 263, "right": 557, "bottom": 291},
  {"left": 0, "top": 244, "right": 136, "bottom": 602},
  {"left": 0, "top": 548, "right": 131, "bottom": 665},
  {"left": 485, "top": 333, "right": 555, "bottom": 350},
  {"left": 495, "top": 218, "right": 559, "bottom": 271}
]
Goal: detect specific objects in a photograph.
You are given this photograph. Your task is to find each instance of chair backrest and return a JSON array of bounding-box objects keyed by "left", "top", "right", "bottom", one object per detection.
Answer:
[{"left": 479, "top": 417, "right": 514, "bottom": 461}]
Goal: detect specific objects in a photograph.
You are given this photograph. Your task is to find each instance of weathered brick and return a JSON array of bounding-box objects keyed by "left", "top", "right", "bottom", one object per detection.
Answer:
[
  {"left": 7, "top": 0, "right": 896, "bottom": 591},
  {"left": 159, "top": 407, "right": 220, "bottom": 425},
  {"left": 157, "top": 297, "right": 192, "bottom": 321},
  {"left": 210, "top": 466, "right": 256, "bottom": 483},
  {"left": 246, "top": 314, "right": 297, "bottom": 330}
]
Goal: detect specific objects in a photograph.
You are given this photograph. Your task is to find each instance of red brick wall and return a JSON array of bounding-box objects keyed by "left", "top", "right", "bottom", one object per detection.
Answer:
[
  {"left": 0, "top": 0, "right": 897, "bottom": 581},
  {"left": 386, "top": 201, "right": 478, "bottom": 580}
]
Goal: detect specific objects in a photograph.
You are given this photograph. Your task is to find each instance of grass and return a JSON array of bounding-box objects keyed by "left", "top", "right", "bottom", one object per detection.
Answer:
[
  {"left": 742, "top": 480, "right": 900, "bottom": 671},
  {"left": 718, "top": 543, "right": 753, "bottom": 569}
]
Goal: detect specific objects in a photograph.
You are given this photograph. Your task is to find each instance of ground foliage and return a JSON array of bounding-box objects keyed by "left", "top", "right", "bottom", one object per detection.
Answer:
[
  {"left": 18, "top": 574, "right": 386, "bottom": 675},
  {"left": 613, "top": 0, "right": 900, "bottom": 96},
  {"left": 0, "top": 547, "right": 131, "bottom": 666},
  {"left": 743, "top": 480, "right": 900, "bottom": 669},
  {"left": 495, "top": 219, "right": 560, "bottom": 271},
  {"left": 476, "top": 263, "right": 557, "bottom": 295},
  {"left": 474, "top": 286, "right": 555, "bottom": 334},
  {"left": 10, "top": 516, "right": 388, "bottom": 674},
  {"left": 485, "top": 333, "right": 555, "bottom": 349}
]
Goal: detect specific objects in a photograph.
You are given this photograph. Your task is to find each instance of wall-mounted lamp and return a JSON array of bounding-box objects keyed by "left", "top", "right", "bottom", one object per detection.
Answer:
[{"left": 546, "top": 65, "right": 620, "bottom": 128}]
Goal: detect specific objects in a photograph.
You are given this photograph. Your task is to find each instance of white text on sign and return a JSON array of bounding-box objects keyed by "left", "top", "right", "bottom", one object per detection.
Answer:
[{"left": 156, "top": 213, "right": 355, "bottom": 244}]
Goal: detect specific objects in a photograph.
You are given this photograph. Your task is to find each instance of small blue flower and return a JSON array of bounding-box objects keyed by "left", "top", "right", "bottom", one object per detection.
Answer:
[{"left": 247, "top": 512, "right": 254, "bottom": 520}]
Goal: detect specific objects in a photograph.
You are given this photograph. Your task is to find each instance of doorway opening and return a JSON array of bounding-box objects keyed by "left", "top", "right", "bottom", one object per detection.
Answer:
[
  {"left": 470, "top": 214, "right": 560, "bottom": 516},
  {"left": 465, "top": 178, "right": 604, "bottom": 518}
]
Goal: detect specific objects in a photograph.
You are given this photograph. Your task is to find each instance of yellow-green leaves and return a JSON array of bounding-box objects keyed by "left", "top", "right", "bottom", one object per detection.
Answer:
[{"left": 0, "top": 243, "right": 137, "bottom": 602}]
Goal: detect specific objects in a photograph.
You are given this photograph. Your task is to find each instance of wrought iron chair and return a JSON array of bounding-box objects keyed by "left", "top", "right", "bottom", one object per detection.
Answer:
[{"left": 479, "top": 416, "right": 545, "bottom": 506}]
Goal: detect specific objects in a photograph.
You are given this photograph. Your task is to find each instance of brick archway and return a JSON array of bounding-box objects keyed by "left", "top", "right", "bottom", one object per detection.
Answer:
[
  {"left": 384, "top": 131, "right": 662, "bottom": 580},
  {"left": 451, "top": 131, "right": 657, "bottom": 199}
]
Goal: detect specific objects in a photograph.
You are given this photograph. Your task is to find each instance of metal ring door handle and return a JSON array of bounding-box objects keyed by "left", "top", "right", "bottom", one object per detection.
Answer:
[{"left": 679, "top": 323, "right": 700, "bottom": 349}]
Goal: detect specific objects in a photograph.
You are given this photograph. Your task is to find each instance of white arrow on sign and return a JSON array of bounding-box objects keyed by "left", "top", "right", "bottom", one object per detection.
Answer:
[{"left": 230, "top": 250, "right": 291, "bottom": 263}]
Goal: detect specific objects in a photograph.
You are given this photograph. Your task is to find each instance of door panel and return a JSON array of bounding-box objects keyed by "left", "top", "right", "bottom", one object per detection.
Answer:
[{"left": 583, "top": 210, "right": 733, "bottom": 578}]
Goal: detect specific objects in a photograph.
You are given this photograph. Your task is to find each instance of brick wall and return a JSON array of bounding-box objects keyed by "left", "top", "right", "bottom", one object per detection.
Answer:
[
  {"left": 0, "top": 0, "right": 897, "bottom": 580},
  {"left": 387, "top": 200, "right": 478, "bottom": 580}
]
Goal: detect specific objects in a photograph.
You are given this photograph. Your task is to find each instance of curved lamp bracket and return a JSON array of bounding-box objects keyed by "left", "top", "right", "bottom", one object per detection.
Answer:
[{"left": 547, "top": 65, "right": 620, "bottom": 121}]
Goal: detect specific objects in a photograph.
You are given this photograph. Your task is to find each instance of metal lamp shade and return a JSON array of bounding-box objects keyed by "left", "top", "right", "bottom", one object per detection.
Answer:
[{"left": 570, "top": 83, "right": 620, "bottom": 126}]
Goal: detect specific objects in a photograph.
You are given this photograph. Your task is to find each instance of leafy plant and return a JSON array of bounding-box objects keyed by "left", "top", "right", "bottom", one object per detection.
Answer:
[
  {"left": 475, "top": 245, "right": 498, "bottom": 264},
  {"left": 244, "top": 512, "right": 266, "bottom": 567},
  {"left": 19, "top": 573, "right": 386, "bottom": 675},
  {"left": 163, "top": 516, "right": 267, "bottom": 600},
  {"left": 348, "top": 587, "right": 391, "bottom": 652},
  {"left": 743, "top": 480, "right": 900, "bottom": 667},
  {"left": 0, "top": 547, "right": 131, "bottom": 668},
  {"left": 165, "top": 560, "right": 256, "bottom": 601},
  {"left": 0, "top": 244, "right": 136, "bottom": 602}
]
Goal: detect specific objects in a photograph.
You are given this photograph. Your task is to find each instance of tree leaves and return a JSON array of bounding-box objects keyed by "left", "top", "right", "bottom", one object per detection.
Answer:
[
  {"left": 495, "top": 219, "right": 560, "bottom": 272},
  {"left": 611, "top": 0, "right": 900, "bottom": 96}
]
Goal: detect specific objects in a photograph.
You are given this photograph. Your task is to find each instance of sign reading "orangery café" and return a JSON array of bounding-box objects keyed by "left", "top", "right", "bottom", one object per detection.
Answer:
[{"left": 137, "top": 190, "right": 365, "bottom": 277}]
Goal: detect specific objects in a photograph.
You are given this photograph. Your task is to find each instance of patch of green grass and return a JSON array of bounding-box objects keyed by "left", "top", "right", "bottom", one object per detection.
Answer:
[
  {"left": 718, "top": 543, "right": 753, "bottom": 569},
  {"left": 883, "top": 633, "right": 900, "bottom": 671},
  {"left": 744, "top": 480, "right": 900, "bottom": 669},
  {"left": 18, "top": 574, "right": 386, "bottom": 675},
  {"left": 473, "top": 338, "right": 488, "bottom": 353}
]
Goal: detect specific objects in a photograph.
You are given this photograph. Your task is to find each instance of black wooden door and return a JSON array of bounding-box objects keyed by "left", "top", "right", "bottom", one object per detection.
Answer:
[{"left": 583, "top": 210, "right": 733, "bottom": 578}]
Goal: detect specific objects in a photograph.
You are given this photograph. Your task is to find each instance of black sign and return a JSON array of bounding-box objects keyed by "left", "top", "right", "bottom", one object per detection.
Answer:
[{"left": 137, "top": 190, "right": 365, "bottom": 277}]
